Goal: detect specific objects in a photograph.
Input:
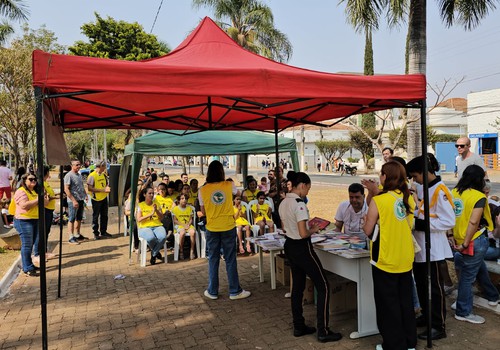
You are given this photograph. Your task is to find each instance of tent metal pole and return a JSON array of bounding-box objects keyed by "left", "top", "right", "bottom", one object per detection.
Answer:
[
  {"left": 419, "top": 100, "right": 433, "bottom": 348},
  {"left": 58, "top": 165, "right": 64, "bottom": 298},
  {"left": 35, "top": 86, "right": 49, "bottom": 349},
  {"left": 274, "top": 118, "right": 280, "bottom": 206}
]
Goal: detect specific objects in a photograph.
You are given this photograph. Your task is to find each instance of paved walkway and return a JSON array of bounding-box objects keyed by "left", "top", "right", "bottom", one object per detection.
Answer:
[{"left": 1, "top": 210, "right": 500, "bottom": 349}]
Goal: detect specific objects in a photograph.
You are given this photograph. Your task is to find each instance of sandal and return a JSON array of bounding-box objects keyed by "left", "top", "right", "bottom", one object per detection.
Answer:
[
  {"left": 239, "top": 246, "right": 245, "bottom": 254},
  {"left": 246, "top": 244, "right": 252, "bottom": 254}
]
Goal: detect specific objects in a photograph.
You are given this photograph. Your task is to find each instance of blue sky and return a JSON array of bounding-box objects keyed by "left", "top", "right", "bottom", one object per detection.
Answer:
[{"left": 14, "top": 0, "right": 500, "bottom": 103}]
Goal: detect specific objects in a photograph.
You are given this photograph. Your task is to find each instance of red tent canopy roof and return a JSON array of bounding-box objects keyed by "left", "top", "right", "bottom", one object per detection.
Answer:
[{"left": 32, "top": 17, "right": 426, "bottom": 131}]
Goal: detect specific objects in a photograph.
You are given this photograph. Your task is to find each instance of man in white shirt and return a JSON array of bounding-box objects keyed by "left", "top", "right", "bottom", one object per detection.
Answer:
[
  {"left": 333, "top": 183, "right": 368, "bottom": 234},
  {"left": 455, "top": 136, "right": 488, "bottom": 180}
]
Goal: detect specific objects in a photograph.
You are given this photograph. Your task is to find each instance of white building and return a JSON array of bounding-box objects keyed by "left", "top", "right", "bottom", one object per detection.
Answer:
[
  {"left": 467, "top": 88, "right": 500, "bottom": 155},
  {"left": 428, "top": 98, "right": 467, "bottom": 135}
]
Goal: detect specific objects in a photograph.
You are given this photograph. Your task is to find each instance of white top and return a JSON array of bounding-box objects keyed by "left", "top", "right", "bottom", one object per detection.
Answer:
[
  {"left": 279, "top": 192, "right": 309, "bottom": 240},
  {"left": 0, "top": 166, "right": 12, "bottom": 187},
  {"left": 334, "top": 200, "right": 368, "bottom": 234},
  {"left": 457, "top": 153, "right": 485, "bottom": 179},
  {"left": 413, "top": 179, "right": 455, "bottom": 262}
]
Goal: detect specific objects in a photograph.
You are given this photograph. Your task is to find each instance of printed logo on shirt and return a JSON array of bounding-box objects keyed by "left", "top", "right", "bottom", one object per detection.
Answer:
[
  {"left": 453, "top": 198, "right": 464, "bottom": 217},
  {"left": 394, "top": 198, "right": 406, "bottom": 221},
  {"left": 210, "top": 190, "right": 225, "bottom": 205}
]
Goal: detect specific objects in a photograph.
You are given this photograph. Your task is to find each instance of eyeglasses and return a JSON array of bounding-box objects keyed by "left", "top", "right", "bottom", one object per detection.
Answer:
[
  {"left": 455, "top": 144, "right": 467, "bottom": 148},
  {"left": 27, "top": 178, "right": 37, "bottom": 182}
]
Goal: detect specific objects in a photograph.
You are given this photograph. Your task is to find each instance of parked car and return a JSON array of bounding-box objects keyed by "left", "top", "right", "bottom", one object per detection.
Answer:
[{"left": 79, "top": 164, "right": 95, "bottom": 181}]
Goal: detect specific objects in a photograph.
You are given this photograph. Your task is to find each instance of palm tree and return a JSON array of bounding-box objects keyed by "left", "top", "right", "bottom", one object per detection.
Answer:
[
  {"left": 0, "top": 0, "right": 29, "bottom": 45},
  {"left": 192, "top": 0, "right": 292, "bottom": 63},
  {"left": 341, "top": 0, "right": 498, "bottom": 158}
]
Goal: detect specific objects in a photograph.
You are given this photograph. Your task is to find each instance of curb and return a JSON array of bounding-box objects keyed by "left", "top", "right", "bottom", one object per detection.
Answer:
[{"left": 0, "top": 254, "right": 21, "bottom": 298}]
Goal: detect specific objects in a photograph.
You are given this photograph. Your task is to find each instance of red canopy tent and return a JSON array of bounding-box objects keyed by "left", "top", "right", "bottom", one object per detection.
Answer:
[
  {"left": 33, "top": 17, "right": 425, "bottom": 133},
  {"left": 32, "top": 17, "right": 430, "bottom": 349}
]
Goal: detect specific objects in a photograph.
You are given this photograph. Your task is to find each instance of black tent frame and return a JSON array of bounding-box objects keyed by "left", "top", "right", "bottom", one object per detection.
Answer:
[{"left": 34, "top": 86, "right": 433, "bottom": 349}]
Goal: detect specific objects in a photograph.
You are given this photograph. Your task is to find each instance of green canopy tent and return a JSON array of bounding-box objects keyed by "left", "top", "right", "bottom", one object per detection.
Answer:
[{"left": 118, "top": 130, "right": 299, "bottom": 242}]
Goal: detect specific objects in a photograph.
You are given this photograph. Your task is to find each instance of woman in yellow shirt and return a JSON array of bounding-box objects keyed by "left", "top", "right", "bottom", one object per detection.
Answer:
[
  {"left": 199, "top": 160, "right": 250, "bottom": 300},
  {"left": 363, "top": 161, "right": 416, "bottom": 350},
  {"left": 32, "top": 166, "right": 59, "bottom": 265},
  {"left": 14, "top": 173, "right": 49, "bottom": 276},
  {"left": 136, "top": 187, "right": 167, "bottom": 265},
  {"left": 451, "top": 164, "right": 499, "bottom": 324}
]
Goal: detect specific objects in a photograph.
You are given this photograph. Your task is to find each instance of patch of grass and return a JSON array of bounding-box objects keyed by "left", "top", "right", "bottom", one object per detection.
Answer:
[{"left": 0, "top": 248, "right": 19, "bottom": 277}]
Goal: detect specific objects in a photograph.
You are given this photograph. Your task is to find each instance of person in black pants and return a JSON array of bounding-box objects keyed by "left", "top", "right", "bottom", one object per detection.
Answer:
[{"left": 278, "top": 171, "right": 342, "bottom": 343}]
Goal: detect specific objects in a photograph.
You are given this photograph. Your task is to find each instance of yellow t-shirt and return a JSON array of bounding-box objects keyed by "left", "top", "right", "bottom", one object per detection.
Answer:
[
  {"left": 451, "top": 188, "right": 493, "bottom": 245},
  {"left": 251, "top": 203, "right": 271, "bottom": 222},
  {"left": 371, "top": 191, "right": 415, "bottom": 273},
  {"left": 243, "top": 188, "right": 259, "bottom": 202},
  {"left": 44, "top": 181, "right": 56, "bottom": 210},
  {"left": 137, "top": 201, "right": 162, "bottom": 228},
  {"left": 234, "top": 206, "right": 250, "bottom": 226},
  {"left": 14, "top": 187, "right": 38, "bottom": 219},
  {"left": 88, "top": 171, "right": 108, "bottom": 201},
  {"left": 200, "top": 181, "right": 235, "bottom": 232},
  {"left": 154, "top": 195, "right": 174, "bottom": 213},
  {"left": 172, "top": 205, "right": 194, "bottom": 230}
]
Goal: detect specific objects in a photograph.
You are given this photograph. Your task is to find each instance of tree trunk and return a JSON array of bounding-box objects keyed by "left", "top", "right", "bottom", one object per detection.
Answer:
[
  {"left": 199, "top": 156, "right": 204, "bottom": 175},
  {"left": 236, "top": 155, "right": 241, "bottom": 174},
  {"left": 406, "top": 0, "right": 426, "bottom": 160}
]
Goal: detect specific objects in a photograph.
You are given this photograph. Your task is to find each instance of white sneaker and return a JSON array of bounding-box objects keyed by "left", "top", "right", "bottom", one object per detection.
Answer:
[
  {"left": 451, "top": 301, "right": 456, "bottom": 310},
  {"left": 488, "top": 300, "right": 499, "bottom": 307},
  {"left": 204, "top": 290, "right": 218, "bottom": 300},
  {"left": 229, "top": 290, "right": 251, "bottom": 300},
  {"left": 375, "top": 345, "right": 383, "bottom": 350},
  {"left": 454, "top": 313, "right": 485, "bottom": 324}
]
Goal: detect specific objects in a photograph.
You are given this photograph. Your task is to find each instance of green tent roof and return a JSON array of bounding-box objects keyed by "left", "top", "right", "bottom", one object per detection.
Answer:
[{"left": 124, "top": 130, "right": 297, "bottom": 156}]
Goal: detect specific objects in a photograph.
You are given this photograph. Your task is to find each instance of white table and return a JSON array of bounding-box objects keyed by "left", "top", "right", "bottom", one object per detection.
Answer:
[
  {"left": 252, "top": 240, "right": 284, "bottom": 290},
  {"left": 314, "top": 248, "right": 379, "bottom": 339}
]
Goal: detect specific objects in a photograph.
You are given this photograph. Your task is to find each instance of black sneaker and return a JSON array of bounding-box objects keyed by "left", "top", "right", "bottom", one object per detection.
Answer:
[
  {"left": 24, "top": 270, "right": 39, "bottom": 277},
  {"left": 93, "top": 234, "right": 101, "bottom": 240},
  {"left": 68, "top": 237, "right": 80, "bottom": 245},
  {"left": 294, "top": 325, "right": 316, "bottom": 337},
  {"left": 101, "top": 232, "right": 112, "bottom": 238},
  {"left": 317, "top": 329, "right": 342, "bottom": 343},
  {"left": 76, "top": 234, "right": 88, "bottom": 241}
]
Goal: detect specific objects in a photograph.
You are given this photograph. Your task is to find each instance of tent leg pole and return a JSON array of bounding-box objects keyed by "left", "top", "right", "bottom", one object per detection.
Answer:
[
  {"left": 419, "top": 100, "right": 433, "bottom": 349},
  {"left": 35, "top": 86, "right": 49, "bottom": 350},
  {"left": 58, "top": 165, "right": 64, "bottom": 298},
  {"left": 274, "top": 118, "right": 280, "bottom": 204}
]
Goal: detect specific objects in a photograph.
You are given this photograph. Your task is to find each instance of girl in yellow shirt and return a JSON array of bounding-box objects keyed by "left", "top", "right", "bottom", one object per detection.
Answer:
[{"left": 233, "top": 195, "right": 251, "bottom": 254}]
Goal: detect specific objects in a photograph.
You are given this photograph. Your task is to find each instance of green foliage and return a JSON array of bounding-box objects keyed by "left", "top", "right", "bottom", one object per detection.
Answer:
[
  {"left": 315, "top": 140, "right": 350, "bottom": 168},
  {"left": 0, "top": 0, "right": 29, "bottom": 44},
  {"left": 350, "top": 128, "right": 377, "bottom": 172},
  {"left": 364, "top": 30, "right": 374, "bottom": 75},
  {"left": 0, "top": 25, "right": 64, "bottom": 168},
  {"left": 347, "top": 157, "right": 360, "bottom": 163},
  {"left": 432, "top": 133, "right": 460, "bottom": 149},
  {"left": 68, "top": 13, "right": 169, "bottom": 60},
  {"left": 192, "top": 0, "right": 292, "bottom": 63},
  {"left": 389, "top": 126, "right": 438, "bottom": 151}
]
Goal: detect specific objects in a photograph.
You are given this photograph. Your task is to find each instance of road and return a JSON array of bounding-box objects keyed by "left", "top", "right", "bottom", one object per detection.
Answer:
[{"left": 156, "top": 164, "right": 500, "bottom": 193}]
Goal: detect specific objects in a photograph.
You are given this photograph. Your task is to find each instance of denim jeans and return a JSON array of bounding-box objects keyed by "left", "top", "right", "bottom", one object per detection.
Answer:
[
  {"left": 33, "top": 209, "right": 54, "bottom": 257},
  {"left": 68, "top": 200, "right": 84, "bottom": 222},
  {"left": 454, "top": 234, "right": 500, "bottom": 316},
  {"left": 484, "top": 246, "right": 500, "bottom": 260},
  {"left": 138, "top": 226, "right": 167, "bottom": 257},
  {"left": 14, "top": 218, "right": 38, "bottom": 273},
  {"left": 206, "top": 228, "right": 242, "bottom": 296}
]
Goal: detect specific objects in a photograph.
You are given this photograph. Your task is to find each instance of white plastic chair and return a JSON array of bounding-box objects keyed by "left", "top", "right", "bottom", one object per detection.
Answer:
[
  {"left": 138, "top": 236, "right": 168, "bottom": 267},
  {"left": 248, "top": 199, "right": 276, "bottom": 236},
  {"left": 173, "top": 205, "right": 197, "bottom": 261}
]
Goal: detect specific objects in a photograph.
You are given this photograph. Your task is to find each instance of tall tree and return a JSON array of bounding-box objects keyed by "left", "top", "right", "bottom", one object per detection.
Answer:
[
  {"left": 0, "top": 25, "right": 64, "bottom": 169},
  {"left": 193, "top": 0, "right": 293, "bottom": 174},
  {"left": 315, "top": 140, "right": 351, "bottom": 171},
  {"left": 69, "top": 13, "right": 170, "bottom": 60},
  {"left": 0, "top": 0, "right": 28, "bottom": 45},
  {"left": 192, "top": 0, "right": 292, "bottom": 63},
  {"left": 342, "top": 0, "right": 499, "bottom": 158}
]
